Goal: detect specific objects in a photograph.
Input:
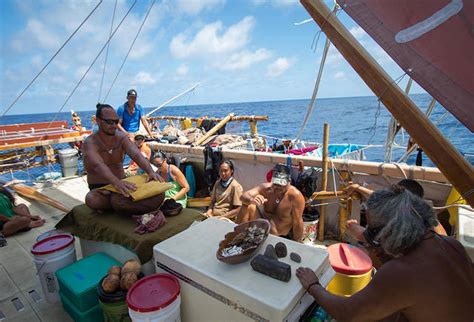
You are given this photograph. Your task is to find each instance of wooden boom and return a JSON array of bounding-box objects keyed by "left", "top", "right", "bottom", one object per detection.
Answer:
[{"left": 301, "top": 0, "right": 474, "bottom": 207}]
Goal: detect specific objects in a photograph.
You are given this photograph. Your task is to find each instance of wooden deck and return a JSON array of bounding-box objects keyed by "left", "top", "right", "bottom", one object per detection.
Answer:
[{"left": 0, "top": 176, "right": 88, "bottom": 322}]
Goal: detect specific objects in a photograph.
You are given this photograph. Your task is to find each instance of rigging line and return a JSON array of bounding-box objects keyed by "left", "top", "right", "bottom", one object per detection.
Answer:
[
  {"left": 98, "top": 0, "right": 118, "bottom": 103},
  {"left": 0, "top": 0, "right": 104, "bottom": 119},
  {"left": 47, "top": 0, "right": 138, "bottom": 128},
  {"left": 103, "top": 0, "right": 156, "bottom": 102},
  {"left": 367, "top": 72, "right": 408, "bottom": 144}
]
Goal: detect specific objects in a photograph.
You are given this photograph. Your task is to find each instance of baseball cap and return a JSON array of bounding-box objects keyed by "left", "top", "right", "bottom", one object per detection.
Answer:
[
  {"left": 134, "top": 134, "right": 145, "bottom": 140},
  {"left": 271, "top": 164, "right": 291, "bottom": 186},
  {"left": 127, "top": 89, "right": 137, "bottom": 97}
]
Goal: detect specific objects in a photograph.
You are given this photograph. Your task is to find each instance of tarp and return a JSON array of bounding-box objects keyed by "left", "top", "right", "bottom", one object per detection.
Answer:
[
  {"left": 56, "top": 204, "right": 205, "bottom": 263},
  {"left": 340, "top": 0, "right": 474, "bottom": 132}
]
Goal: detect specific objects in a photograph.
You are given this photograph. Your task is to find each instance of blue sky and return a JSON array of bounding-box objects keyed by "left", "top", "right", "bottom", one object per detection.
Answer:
[{"left": 0, "top": 0, "right": 426, "bottom": 115}]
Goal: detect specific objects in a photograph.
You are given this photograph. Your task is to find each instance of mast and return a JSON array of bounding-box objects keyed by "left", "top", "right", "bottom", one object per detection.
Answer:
[
  {"left": 146, "top": 83, "right": 200, "bottom": 117},
  {"left": 301, "top": 0, "right": 474, "bottom": 207}
]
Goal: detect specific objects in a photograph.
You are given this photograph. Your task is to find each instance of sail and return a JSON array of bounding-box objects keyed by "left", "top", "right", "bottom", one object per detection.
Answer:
[{"left": 339, "top": 0, "right": 474, "bottom": 132}]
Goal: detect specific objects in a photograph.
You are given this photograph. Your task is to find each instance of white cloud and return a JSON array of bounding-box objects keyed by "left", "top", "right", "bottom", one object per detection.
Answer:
[
  {"left": 251, "top": 0, "right": 298, "bottom": 6},
  {"left": 350, "top": 26, "right": 367, "bottom": 40},
  {"left": 266, "top": 57, "right": 293, "bottom": 77},
  {"left": 175, "top": 0, "right": 225, "bottom": 15},
  {"left": 334, "top": 71, "right": 345, "bottom": 79},
  {"left": 176, "top": 64, "right": 189, "bottom": 76},
  {"left": 218, "top": 49, "right": 271, "bottom": 71},
  {"left": 134, "top": 72, "right": 157, "bottom": 85},
  {"left": 170, "top": 16, "right": 255, "bottom": 59},
  {"left": 326, "top": 46, "right": 344, "bottom": 64}
]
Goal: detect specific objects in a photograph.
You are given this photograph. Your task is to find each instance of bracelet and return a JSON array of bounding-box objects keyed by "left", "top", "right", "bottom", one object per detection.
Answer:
[{"left": 306, "top": 281, "right": 320, "bottom": 291}]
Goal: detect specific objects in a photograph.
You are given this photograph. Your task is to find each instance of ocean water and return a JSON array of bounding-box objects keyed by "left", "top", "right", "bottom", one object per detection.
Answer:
[{"left": 1, "top": 93, "right": 472, "bottom": 168}]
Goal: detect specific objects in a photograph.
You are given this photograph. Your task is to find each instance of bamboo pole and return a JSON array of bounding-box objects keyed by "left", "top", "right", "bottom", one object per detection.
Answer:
[
  {"left": 301, "top": 0, "right": 474, "bottom": 207},
  {"left": 2, "top": 181, "right": 71, "bottom": 213},
  {"left": 318, "top": 123, "right": 329, "bottom": 241},
  {"left": 338, "top": 171, "right": 350, "bottom": 240},
  {"left": 150, "top": 142, "right": 450, "bottom": 183},
  {"left": 309, "top": 190, "right": 344, "bottom": 200},
  {"left": 194, "top": 113, "right": 235, "bottom": 146},
  {"left": 148, "top": 115, "right": 268, "bottom": 122}
]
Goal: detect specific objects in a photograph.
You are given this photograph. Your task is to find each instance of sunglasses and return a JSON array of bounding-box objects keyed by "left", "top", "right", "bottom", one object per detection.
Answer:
[
  {"left": 98, "top": 117, "right": 119, "bottom": 125},
  {"left": 363, "top": 226, "right": 383, "bottom": 248}
]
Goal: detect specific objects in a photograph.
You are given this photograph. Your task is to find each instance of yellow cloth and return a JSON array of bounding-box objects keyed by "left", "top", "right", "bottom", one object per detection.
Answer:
[
  {"left": 101, "top": 174, "right": 173, "bottom": 201},
  {"left": 446, "top": 188, "right": 466, "bottom": 227}
]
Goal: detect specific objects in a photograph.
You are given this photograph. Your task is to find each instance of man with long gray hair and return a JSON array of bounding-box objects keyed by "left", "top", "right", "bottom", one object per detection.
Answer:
[{"left": 297, "top": 185, "right": 473, "bottom": 321}]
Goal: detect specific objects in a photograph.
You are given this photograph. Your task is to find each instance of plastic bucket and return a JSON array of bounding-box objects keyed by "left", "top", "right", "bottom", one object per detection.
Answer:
[
  {"left": 302, "top": 219, "right": 318, "bottom": 245},
  {"left": 326, "top": 243, "right": 373, "bottom": 297},
  {"left": 127, "top": 274, "right": 181, "bottom": 322},
  {"left": 31, "top": 234, "right": 76, "bottom": 303},
  {"left": 58, "top": 148, "right": 78, "bottom": 177},
  {"left": 326, "top": 269, "right": 373, "bottom": 297},
  {"left": 100, "top": 300, "right": 131, "bottom": 322}
]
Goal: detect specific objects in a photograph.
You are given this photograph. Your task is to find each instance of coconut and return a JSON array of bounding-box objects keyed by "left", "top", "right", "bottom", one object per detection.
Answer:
[
  {"left": 120, "top": 272, "right": 138, "bottom": 290},
  {"left": 102, "top": 274, "right": 120, "bottom": 293},
  {"left": 108, "top": 265, "right": 122, "bottom": 277},
  {"left": 123, "top": 259, "right": 141, "bottom": 276}
]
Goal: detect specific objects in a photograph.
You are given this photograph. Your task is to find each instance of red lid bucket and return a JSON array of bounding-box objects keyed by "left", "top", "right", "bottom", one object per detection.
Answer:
[
  {"left": 327, "top": 243, "right": 372, "bottom": 275},
  {"left": 126, "top": 273, "right": 180, "bottom": 313},
  {"left": 31, "top": 234, "right": 75, "bottom": 256}
]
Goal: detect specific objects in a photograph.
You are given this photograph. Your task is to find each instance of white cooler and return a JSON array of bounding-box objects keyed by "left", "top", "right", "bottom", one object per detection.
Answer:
[{"left": 153, "top": 218, "right": 334, "bottom": 322}]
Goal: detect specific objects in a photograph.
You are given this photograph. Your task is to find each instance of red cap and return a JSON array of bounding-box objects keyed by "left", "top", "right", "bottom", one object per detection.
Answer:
[
  {"left": 127, "top": 274, "right": 180, "bottom": 313},
  {"left": 328, "top": 243, "right": 372, "bottom": 275},
  {"left": 31, "top": 234, "right": 75, "bottom": 255}
]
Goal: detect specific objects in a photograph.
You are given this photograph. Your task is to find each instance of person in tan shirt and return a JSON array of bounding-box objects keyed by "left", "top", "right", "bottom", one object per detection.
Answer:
[{"left": 206, "top": 160, "right": 243, "bottom": 219}]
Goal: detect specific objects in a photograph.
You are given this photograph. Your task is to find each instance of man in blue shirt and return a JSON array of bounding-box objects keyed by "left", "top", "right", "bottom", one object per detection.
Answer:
[{"left": 117, "top": 89, "right": 154, "bottom": 139}]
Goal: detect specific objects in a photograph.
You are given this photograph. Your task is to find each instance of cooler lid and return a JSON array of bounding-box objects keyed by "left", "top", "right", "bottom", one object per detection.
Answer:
[
  {"left": 31, "top": 234, "right": 74, "bottom": 255},
  {"left": 126, "top": 274, "right": 180, "bottom": 313},
  {"left": 327, "top": 243, "right": 372, "bottom": 275}
]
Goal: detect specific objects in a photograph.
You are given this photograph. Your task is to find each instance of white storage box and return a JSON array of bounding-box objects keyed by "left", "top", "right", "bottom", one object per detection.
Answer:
[{"left": 153, "top": 218, "right": 334, "bottom": 322}]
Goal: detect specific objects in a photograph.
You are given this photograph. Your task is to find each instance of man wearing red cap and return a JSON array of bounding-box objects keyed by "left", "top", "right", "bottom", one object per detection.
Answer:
[{"left": 237, "top": 164, "right": 305, "bottom": 242}]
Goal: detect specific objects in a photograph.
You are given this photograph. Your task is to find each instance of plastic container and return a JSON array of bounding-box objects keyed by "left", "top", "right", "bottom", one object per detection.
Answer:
[
  {"left": 302, "top": 213, "right": 319, "bottom": 245},
  {"left": 180, "top": 118, "right": 192, "bottom": 130},
  {"left": 127, "top": 274, "right": 181, "bottom": 322},
  {"left": 56, "top": 252, "right": 120, "bottom": 311},
  {"left": 60, "top": 291, "right": 103, "bottom": 322},
  {"left": 97, "top": 273, "right": 144, "bottom": 322},
  {"left": 58, "top": 148, "right": 79, "bottom": 177},
  {"left": 326, "top": 243, "right": 373, "bottom": 297},
  {"left": 31, "top": 234, "right": 76, "bottom": 303}
]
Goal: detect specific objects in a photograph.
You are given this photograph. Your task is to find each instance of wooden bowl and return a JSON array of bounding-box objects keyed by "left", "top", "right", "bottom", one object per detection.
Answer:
[{"left": 216, "top": 219, "right": 271, "bottom": 264}]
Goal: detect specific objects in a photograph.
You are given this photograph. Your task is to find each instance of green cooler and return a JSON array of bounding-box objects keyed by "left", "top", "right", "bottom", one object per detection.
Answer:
[{"left": 56, "top": 252, "right": 121, "bottom": 319}]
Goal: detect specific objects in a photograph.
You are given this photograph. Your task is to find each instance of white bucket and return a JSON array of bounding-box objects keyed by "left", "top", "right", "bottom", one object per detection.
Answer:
[
  {"left": 128, "top": 295, "right": 181, "bottom": 322},
  {"left": 302, "top": 219, "right": 319, "bottom": 245},
  {"left": 127, "top": 273, "right": 181, "bottom": 322},
  {"left": 31, "top": 234, "right": 76, "bottom": 303}
]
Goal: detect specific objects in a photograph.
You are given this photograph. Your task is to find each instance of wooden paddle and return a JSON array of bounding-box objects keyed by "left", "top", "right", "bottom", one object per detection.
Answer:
[{"left": 1, "top": 180, "right": 71, "bottom": 213}]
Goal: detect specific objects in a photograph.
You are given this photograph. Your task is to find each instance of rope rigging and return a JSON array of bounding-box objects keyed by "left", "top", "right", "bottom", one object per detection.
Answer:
[
  {"left": 47, "top": 0, "right": 138, "bottom": 128},
  {"left": 0, "top": 0, "right": 104, "bottom": 119},
  {"left": 294, "top": 4, "right": 340, "bottom": 144},
  {"left": 103, "top": 0, "right": 157, "bottom": 102},
  {"left": 97, "top": 0, "right": 118, "bottom": 103}
]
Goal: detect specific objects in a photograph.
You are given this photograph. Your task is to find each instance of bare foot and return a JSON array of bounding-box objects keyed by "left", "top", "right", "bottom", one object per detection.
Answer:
[
  {"left": 29, "top": 219, "right": 45, "bottom": 229},
  {"left": 346, "top": 219, "right": 365, "bottom": 242}
]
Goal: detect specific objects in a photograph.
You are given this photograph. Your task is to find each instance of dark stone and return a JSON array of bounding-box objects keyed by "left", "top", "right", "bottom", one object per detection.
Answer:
[
  {"left": 290, "top": 252, "right": 301, "bottom": 263},
  {"left": 251, "top": 254, "right": 291, "bottom": 282},
  {"left": 275, "top": 242, "right": 287, "bottom": 258},
  {"left": 264, "top": 244, "right": 278, "bottom": 260}
]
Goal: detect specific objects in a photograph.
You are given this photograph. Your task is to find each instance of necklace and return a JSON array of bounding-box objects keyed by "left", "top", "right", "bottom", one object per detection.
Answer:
[
  {"left": 96, "top": 135, "right": 115, "bottom": 154},
  {"left": 275, "top": 198, "right": 280, "bottom": 204}
]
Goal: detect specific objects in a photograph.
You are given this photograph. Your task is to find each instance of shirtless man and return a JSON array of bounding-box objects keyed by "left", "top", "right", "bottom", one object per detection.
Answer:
[
  {"left": 83, "top": 104, "right": 161, "bottom": 212},
  {"left": 236, "top": 164, "right": 305, "bottom": 242},
  {"left": 297, "top": 185, "right": 474, "bottom": 321}
]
